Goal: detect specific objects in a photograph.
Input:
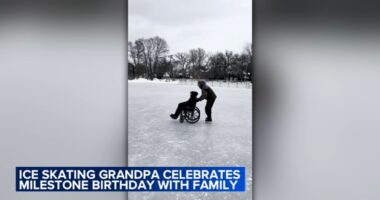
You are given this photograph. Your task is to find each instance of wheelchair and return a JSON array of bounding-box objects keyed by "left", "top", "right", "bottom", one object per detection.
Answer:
[{"left": 180, "top": 106, "right": 201, "bottom": 124}]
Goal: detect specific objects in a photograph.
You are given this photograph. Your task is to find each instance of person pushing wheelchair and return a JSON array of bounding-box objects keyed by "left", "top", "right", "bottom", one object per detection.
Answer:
[{"left": 196, "top": 81, "right": 217, "bottom": 122}]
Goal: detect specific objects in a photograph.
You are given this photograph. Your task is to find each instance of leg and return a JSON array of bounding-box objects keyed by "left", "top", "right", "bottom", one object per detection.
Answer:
[
  {"left": 172, "top": 102, "right": 187, "bottom": 119},
  {"left": 205, "top": 98, "right": 216, "bottom": 120}
]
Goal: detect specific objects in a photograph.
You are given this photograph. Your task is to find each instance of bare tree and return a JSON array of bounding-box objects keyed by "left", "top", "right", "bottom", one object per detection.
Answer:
[
  {"left": 129, "top": 36, "right": 252, "bottom": 81},
  {"left": 139, "top": 36, "right": 169, "bottom": 79},
  {"left": 128, "top": 41, "right": 144, "bottom": 79},
  {"left": 188, "top": 49, "right": 197, "bottom": 77},
  {"left": 127, "top": 41, "right": 135, "bottom": 79},
  {"left": 139, "top": 38, "right": 153, "bottom": 79},
  {"left": 174, "top": 52, "right": 189, "bottom": 78},
  {"left": 188, "top": 48, "right": 207, "bottom": 78},
  {"left": 224, "top": 50, "right": 234, "bottom": 79},
  {"left": 243, "top": 43, "right": 253, "bottom": 80},
  {"left": 152, "top": 36, "right": 169, "bottom": 78},
  {"left": 208, "top": 52, "right": 225, "bottom": 79},
  {"left": 244, "top": 43, "right": 253, "bottom": 61}
]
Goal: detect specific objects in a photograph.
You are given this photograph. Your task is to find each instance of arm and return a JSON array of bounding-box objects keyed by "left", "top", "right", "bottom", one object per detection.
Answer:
[{"left": 196, "top": 90, "right": 207, "bottom": 102}]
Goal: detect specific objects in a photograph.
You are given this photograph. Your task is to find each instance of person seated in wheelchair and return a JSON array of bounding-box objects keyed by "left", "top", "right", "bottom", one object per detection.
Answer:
[{"left": 170, "top": 91, "right": 198, "bottom": 120}]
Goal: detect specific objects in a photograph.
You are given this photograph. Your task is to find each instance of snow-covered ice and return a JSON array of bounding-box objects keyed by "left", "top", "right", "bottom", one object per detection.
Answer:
[
  {"left": 128, "top": 82, "right": 252, "bottom": 200},
  {"left": 128, "top": 78, "right": 179, "bottom": 84}
]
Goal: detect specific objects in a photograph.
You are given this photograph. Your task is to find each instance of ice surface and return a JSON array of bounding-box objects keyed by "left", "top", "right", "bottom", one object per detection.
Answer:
[{"left": 128, "top": 82, "right": 252, "bottom": 200}]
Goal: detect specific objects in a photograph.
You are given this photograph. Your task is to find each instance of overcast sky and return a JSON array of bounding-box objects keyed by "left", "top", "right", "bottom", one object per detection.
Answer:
[{"left": 128, "top": 0, "right": 252, "bottom": 54}]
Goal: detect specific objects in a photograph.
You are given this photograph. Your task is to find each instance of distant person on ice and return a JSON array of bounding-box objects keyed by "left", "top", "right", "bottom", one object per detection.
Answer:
[
  {"left": 170, "top": 91, "right": 198, "bottom": 120},
  {"left": 197, "top": 81, "right": 217, "bottom": 122}
]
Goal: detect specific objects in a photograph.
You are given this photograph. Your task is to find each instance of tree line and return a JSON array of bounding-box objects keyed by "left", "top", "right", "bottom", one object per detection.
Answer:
[{"left": 128, "top": 36, "right": 252, "bottom": 81}]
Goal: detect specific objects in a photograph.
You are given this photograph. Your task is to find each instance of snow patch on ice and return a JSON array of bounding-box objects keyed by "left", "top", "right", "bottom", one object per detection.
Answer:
[{"left": 128, "top": 78, "right": 179, "bottom": 84}]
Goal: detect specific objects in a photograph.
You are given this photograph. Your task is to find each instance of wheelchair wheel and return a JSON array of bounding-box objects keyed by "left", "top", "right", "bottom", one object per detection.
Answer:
[{"left": 183, "top": 107, "right": 201, "bottom": 124}]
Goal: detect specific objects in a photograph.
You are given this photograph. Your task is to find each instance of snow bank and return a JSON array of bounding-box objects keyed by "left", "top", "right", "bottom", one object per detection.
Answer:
[
  {"left": 128, "top": 78, "right": 179, "bottom": 84},
  {"left": 129, "top": 78, "right": 252, "bottom": 89}
]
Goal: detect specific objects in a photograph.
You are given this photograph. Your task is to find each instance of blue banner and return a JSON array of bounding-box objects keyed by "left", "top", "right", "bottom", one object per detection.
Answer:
[{"left": 16, "top": 167, "right": 245, "bottom": 192}]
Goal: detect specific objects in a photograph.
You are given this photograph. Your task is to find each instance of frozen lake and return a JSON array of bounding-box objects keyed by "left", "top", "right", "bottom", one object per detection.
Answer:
[{"left": 128, "top": 82, "right": 252, "bottom": 200}]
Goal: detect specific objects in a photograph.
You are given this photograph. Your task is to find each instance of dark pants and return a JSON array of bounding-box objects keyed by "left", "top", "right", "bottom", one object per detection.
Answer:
[
  {"left": 173, "top": 102, "right": 189, "bottom": 118},
  {"left": 205, "top": 98, "right": 216, "bottom": 119}
]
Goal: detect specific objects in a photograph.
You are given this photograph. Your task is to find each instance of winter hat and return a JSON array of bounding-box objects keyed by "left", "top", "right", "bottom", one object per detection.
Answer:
[
  {"left": 190, "top": 91, "right": 198, "bottom": 97},
  {"left": 197, "top": 80, "right": 206, "bottom": 87}
]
